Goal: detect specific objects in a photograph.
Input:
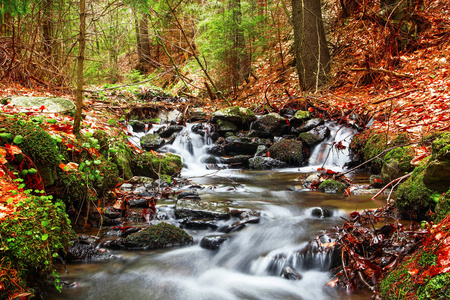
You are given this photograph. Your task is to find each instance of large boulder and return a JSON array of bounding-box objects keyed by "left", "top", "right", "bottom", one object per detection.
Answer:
[
  {"left": 223, "top": 136, "right": 271, "bottom": 155},
  {"left": 175, "top": 199, "right": 230, "bottom": 219},
  {"left": 140, "top": 133, "right": 165, "bottom": 150},
  {"left": 318, "top": 179, "right": 347, "bottom": 193},
  {"left": 156, "top": 125, "right": 184, "bottom": 138},
  {"left": 250, "top": 113, "right": 286, "bottom": 137},
  {"left": 9, "top": 96, "right": 75, "bottom": 114},
  {"left": 200, "top": 235, "right": 229, "bottom": 250},
  {"left": 268, "top": 139, "right": 304, "bottom": 166},
  {"left": 293, "top": 118, "right": 324, "bottom": 133},
  {"left": 216, "top": 119, "right": 238, "bottom": 133},
  {"left": 210, "top": 106, "right": 256, "bottom": 125}
]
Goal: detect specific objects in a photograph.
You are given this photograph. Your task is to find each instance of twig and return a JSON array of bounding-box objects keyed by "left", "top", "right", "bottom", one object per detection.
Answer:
[
  {"left": 371, "top": 172, "right": 413, "bottom": 200},
  {"left": 370, "top": 89, "right": 418, "bottom": 105},
  {"left": 350, "top": 67, "right": 412, "bottom": 78}
]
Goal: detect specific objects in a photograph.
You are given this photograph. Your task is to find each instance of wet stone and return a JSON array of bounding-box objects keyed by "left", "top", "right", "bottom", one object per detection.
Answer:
[
  {"left": 175, "top": 199, "right": 230, "bottom": 220},
  {"left": 200, "top": 235, "right": 229, "bottom": 250},
  {"left": 281, "top": 266, "right": 303, "bottom": 280},
  {"left": 177, "top": 191, "right": 201, "bottom": 201},
  {"left": 128, "top": 198, "right": 148, "bottom": 208},
  {"left": 180, "top": 218, "right": 218, "bottom": 230},
  {"left": 130, "top": 120, "right": 146, "bottom": 132},
  {"left": 293, "top": 118, "right": 324, "bottom": 133},
  {"left": 156, "top": 125, "right": 184, "bottom": 138},
  {"left": 310, "top": 207, "right": 334, "bottom": 218}
]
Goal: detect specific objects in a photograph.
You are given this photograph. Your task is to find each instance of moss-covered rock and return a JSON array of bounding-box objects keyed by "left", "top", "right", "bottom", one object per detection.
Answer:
[
  {"left": 298, "top": 125, "right": 330, "bottom": 147},
  {"left": 0, "top": 117, "right": 61, "bottom": 186},
  {"left": 381, "top": 146, "right": 414, "bottom": 184},
  {"left": 140, "top": 133, "right": 165, "bottom": 151},
  {"left": 433, "top": 188, "right": 450, "bottom": 222},
  {"left": 216, "top": 119, "right": 237, "bottom": 132},
  {"left": 423, "top": 132, "right": 450, "bottom": 192},
  {"left": 250, "top": 113, "right": 285, "bottom": 137},
  {"left": 318, "top": 179, "right": 347, "bottom": 193},
  {"left": 10, "top": 96, "right": 75, "bottom": 114},
  {"left": 131, "top": 152, "right": 182, "bottom": 179},
  {"left": 124, "top": 222, "right": 193, "bottom": 249},
  {"left": 395, "top": 160, "right": 435, "bottom": 220},
  {"left": 268, "top": 139, "right": 304, "bottom": 166},
  {"left": 210, "top": 106, "right": 256, "bottom": 125}
]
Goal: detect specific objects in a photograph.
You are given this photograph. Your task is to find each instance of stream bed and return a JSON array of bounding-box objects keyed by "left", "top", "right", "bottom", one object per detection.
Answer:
[{"left": 47, "top": 122, "right": 385, "bottom": 300}]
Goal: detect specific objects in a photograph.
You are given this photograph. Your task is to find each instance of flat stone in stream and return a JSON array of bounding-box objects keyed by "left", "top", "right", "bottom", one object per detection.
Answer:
[
  {"left": 66, "top": 235, "right": 113, "bottom": 262},
  {"left": 180, "top": 218, "right": 218, "bottom": 230},
  {"left": 249, "top": 156, "right": 287, "bottom": 170},
  {"left": 175, "top": 199, "right": 230, "bottom": 219},
  {"left": 104, "top": 222, "right": 193, "bottom": 250},
  {"left": 156, "top": 125, "right": 184, "bottom": 138},
  {"left": 177, "top": 191, "right": 201, "bottom": 201},
  {"left": 200, "top": 235, "right": 229, "bottom": 250}
]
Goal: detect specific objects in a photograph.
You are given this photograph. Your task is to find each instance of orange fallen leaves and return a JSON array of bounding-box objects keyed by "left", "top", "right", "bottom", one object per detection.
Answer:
[{"left": 59, "top": 162, "right": 79, "bottom": 172}]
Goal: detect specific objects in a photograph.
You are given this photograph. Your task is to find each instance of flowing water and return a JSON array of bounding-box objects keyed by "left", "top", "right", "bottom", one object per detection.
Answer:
[{"left": 48, "top": 123, "right": 383, "bottom": 300}]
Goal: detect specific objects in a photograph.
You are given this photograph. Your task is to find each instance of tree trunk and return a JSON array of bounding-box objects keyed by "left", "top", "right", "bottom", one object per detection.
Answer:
[
  {"left": 137, "top": 13, "right": 151, "bottom": 72},
  {"left": 291, "top": 0, "right": 330, "bottom": 90},
  {"left": 73, "top": 0, "right": 86, "bottom": 135},
  {"left": 229, "top": 0, "right": 250, "bottom": 88},
  {"left": 42, "top": 0, "right": 53, "bottom": 58}
]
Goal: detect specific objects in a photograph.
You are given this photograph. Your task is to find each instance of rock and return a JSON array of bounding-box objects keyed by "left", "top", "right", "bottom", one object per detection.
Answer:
[
  {"left": 281, "top": 266, "right": 303, "bottom": 280},
  {"left": 175, "top": 199, "right": 230, "bottom": 219},
  {"left": 140, "top": 133, "right": 165, "bottom": 150},
  {"left": 216, "top": 119, "right": 238, "bottom": 133},
  {"left": 200, "top": 155, "right": 218, "bottom": 164},
  {"left": 223, "top": 136, "right": 271, "bottom": 155},
  {"left": 156, "top": 125, "right": 184, "bottom": 138},
  {"left": 294, "top": 118, "right": 324, "bottom": 133},
  {"left": 424, "top": 159, "right": 450, "bottom": 192},
  {"left": 120, "top": 183, "right": 134, "bottom": 191},
  {"left": 220, "top": 155, "right": 252, "bottom": 168},
  {"left": 180, "top": 218, "right": 218, "bottom": 230},
  {"left": 250, "top": 113, "right": 286, "bottom": 137},
  {"left": 130, "top": 120, "right": 146, "bottom": 132},
  {"left": 254, "top": 145, "right": 268, "bottom": 157},
  {"left": 158, "top": 109, "right": 181, "bottom": 124},
  {"left": 200, "top": 235, "right": 229, "bottom": 250},
  {"left": 65, "top": 236, "right": 112, "bottom": 262},
  {"left": 303, "top": 173, "right": 321, "bottom": 188},
  {"left": 279, "top": 108, "right": 296, "bottom": 118},
  {"left": 119, "top": 222, "right": 193, "bottom": 250},
  {"left": 10, "top": 96, "right": 75, "bottom": 114},
  {"left": 210, "top": 106, "right": 256, "bottom": 125},
  {"left": 298, "top": 125, "right": 330, "bottom": 147},
  {"left": 131, "top": 152, "right": 182, "bottom": 179},
  {"left": 177, "top": 191, "right": 201, "bottom": 201},
  {"left": 153, "top": 179, "right": 169, "bottom": 188},
  {"left": 268, "top": 139, "right": 304, "bottom": 166},
  {"left": 249, "top": 156, "right": 287, "bottom": 170},
  {"left": 318, "top": 179, "right": 347, "bottom": 193},
  {"left": 189, "top": 108, "right": 208, "bottom": 121},
  {"left": 310, "top": 207, "right": 334, "bottom": 218},
  {"left": 128, "top": 198, "right": 149, "bottom": 208},
  {"left": 128, "top": 176, "right": 154, "bottom": 185},
  {"left": 290, "top": 110, "right": 311, "bottom": 125}
]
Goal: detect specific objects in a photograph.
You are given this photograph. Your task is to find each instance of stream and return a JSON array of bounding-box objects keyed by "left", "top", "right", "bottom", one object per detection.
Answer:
[{"left": 47, "top": 123, "right": 385, "bottom": 300}]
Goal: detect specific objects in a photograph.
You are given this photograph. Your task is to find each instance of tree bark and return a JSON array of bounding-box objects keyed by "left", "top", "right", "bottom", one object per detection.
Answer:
[
  {"left": 291, "top": 0, "right": 330, "bottom": 90},
  {"left": 137, "top": 13, "right": 151, "bottom": 72},
  {"left": 73, "top": 0, "right": 86, "bottom": 135}
]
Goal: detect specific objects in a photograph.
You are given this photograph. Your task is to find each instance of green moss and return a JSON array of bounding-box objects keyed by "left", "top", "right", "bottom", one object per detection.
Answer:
[
  {"left": 0, "top": 118, "right": 60, "bottom": 166},
  {"left": 124, "top": 222, "right": 193, "bottom": 249},
  {"left": 417, "top": 252, "right": 437, "bottom": 267},
  {"left": 268, "top": 139, "right": 304, "bottom": 166},
  {"left": 131, "top": 152, "right": 182, "bottom": 179},
  {"left": 298, "top": 132, "right": 318, "bottom": 146},
  {"left": 294, "top": 110, "right": 310, "bottom": 120},
  {"left": 0, "top": 194, "right": 72, "bottom": 296},
  {"left": 417, "top": 273, "right": 450, "bottom": 300},
  {"left": 381, "top": 259, "right": 413, "bottom": 299},
  {"left": 431, "top": 132, "right": 450, "bottom": 160},
  {"left": 381, "top": 146, "right": 414, "bottom": 184},
  {"left": 434, "top": 188, "right": 450, "bottom": 222},
  {"left": 395, "top": 160, "right": 435, "bottom": 220},
  {"left": 211, "top": 106, "right": 256, "bottom": 124},
  {"left": 363, "top": 133, "right": 387, "bottom": 172},
  {"left": 318, "top": 179, "right": 347, "bottom": 193}
]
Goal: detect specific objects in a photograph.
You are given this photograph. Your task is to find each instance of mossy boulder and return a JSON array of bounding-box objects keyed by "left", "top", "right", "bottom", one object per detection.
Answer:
[
  {"left": 318, "top": 179, "right": 347, "bottom": 193},
  {"left": 268, "top": 139, "right": 304, "bottom": 166},
  {"left": 423, "top": 132, "right": 450, "bottom": 193},
  {"left": 131, "top": 152, "right": 182, "bottom": 179},
  {"left": 290, "top": 110, "right": 311, "bottom": 126},
  {"left": 216, "top": 119, "right": 238, "bottom": 133},
  {"left": 250, "top": 113, "right": 286, "bottom": 137},
  {"left": 0, "top": 117, "right": 61, "bottom": 186},
  {"left": 248, "top": 156, "right": 287, "bottom": 170},
  {"left": 381, "top": 146, "right": 414, "bottom": 184},
  {"left": 395, "top": 160, "right": 435, "bottom": 220},
  {"left": 123, "top": 222, "right": 193, "bottom": 249},
  {"left": 140, "top": 133, "right": 165, "bottom": 150},
  {"left": 210, "top": 106, "right": 256, "bottom": 125},
  {"left": 175, "top": 199, "right": 230, "bottom": 219}
]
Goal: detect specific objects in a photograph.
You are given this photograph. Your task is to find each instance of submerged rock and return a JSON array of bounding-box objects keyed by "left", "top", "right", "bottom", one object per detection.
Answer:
[{"left": 281, "top": 266, "right": 303, "bottom": 280}]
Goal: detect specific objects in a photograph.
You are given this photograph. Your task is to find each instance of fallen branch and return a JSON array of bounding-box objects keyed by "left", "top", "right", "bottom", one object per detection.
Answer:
[
  {"left": 370, "top": 88, "right": 419, "bottom": 105},
  {"left": 371, "top": 172, "right": 413, "bottom": 200}
]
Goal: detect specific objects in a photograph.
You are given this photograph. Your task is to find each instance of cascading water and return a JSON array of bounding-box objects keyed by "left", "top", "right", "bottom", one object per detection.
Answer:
[{"left": 49, "top": 120, "right": 377, "bottom": 300}]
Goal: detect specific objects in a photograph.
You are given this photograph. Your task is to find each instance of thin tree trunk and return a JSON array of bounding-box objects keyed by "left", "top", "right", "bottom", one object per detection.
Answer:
[{"left": 73, "top": 0, "right": 86, "bottom": 135}]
